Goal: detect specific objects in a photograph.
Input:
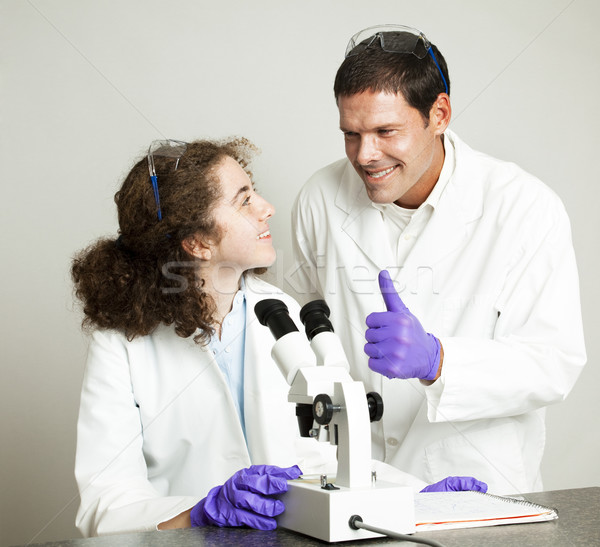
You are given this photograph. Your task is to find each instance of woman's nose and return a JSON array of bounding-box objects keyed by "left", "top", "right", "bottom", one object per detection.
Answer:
[{"left": 258, "top": 195, "right": 274, "bottom": 220}]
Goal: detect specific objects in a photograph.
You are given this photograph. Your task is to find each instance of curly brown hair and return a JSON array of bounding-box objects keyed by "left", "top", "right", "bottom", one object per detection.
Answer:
[{"left": 71, "top": 137, "right": 260, "bottom": 345}]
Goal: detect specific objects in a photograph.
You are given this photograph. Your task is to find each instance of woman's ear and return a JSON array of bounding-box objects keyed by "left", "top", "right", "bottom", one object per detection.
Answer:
[{"left": 182, "top": 234, "right": 212, "bottom": 261}]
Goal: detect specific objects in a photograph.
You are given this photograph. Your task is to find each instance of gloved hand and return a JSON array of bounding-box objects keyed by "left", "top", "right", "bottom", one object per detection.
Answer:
[
  {"left": 420, "top": 476, "right": 488, "bottom": 493},
  {"left": 190, "top": 464, "right": 302, "bottom": 530},
  {"left": 364, "top": 270, "right": 441, "bottom": 380}
]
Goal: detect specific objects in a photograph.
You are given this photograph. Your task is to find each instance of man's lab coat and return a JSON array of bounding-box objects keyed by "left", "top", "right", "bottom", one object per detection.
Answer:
[
  {"left": 291, "top": 130, "right": 586, "bottom": 494},
  {"left": 75, "top": 276, "right": 335, "bottom": 536}
]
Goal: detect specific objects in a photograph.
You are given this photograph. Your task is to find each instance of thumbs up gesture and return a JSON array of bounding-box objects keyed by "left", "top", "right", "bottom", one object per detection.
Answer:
[{"left": 364, "top": 270, "right": 441, "bottom": 381}]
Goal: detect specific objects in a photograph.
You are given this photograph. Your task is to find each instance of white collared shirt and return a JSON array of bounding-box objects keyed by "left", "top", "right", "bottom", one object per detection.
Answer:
[{"left": 207, "top": 284, "right": 247, "bottom": 439}]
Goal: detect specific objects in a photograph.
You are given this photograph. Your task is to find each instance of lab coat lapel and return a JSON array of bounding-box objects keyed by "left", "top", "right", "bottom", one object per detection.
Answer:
[
  {"left": 404, "top": 183, "right": 467, "bottom": 272},
  {"left": 335, "top": 164, "right": 394, "bottom": 271},
  {"left": 400, "top": 132, "right": 484, "bottom": 285},
  {"left": 242, "top": 279, "right": 297, "bottom": 465},
  {"left": 241, "top": 287, "right": 265, "bottom": 461}
]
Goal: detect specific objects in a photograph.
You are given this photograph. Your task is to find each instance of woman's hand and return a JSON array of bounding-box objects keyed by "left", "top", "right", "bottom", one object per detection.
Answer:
[{"left": 190, "top": 464, "right": 302, "bottom": 530}]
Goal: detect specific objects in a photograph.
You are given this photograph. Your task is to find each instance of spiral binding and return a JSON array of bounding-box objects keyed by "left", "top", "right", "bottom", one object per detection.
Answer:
[{"left": 470, "top": 490, "right": 558, "bottom": 516}]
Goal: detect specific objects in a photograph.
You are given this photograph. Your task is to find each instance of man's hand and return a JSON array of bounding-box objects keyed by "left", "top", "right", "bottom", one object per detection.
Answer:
[
  {"left": 421, "top": 476, "right": 488, "bottom": 493},
  {"left": 364, "top": 270, "right": 441, "bottom": 381}
]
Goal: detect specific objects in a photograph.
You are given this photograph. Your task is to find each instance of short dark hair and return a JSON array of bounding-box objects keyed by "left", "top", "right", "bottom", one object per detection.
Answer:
[{"left": 334, "top": 31, "right": 450, "bottom": 121}]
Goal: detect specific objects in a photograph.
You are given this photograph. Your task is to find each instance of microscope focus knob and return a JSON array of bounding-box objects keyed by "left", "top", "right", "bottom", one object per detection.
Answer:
[
  {"left": 366, "top": 392, "right": 384, "bottom": 422},
  {"left": 313, "top": 394, "right": 335, "bottom": 425}
]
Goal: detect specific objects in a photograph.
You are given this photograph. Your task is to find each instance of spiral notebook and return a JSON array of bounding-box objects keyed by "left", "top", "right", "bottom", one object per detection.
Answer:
[{"left": 414, "top": 491, "right": 558, "bottom": 531}]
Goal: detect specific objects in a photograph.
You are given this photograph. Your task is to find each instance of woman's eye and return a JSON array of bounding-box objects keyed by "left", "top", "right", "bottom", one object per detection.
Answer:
[{"left": 242, "top": 195, "right": 252, "bottom": 206}]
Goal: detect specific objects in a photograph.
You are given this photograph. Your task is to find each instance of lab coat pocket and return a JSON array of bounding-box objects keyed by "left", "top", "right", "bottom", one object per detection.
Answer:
[
  {"left": 424, "top": 421, "right": 528, "bottom": 495},
  {"left": 441, "top": 294, "right": 498, "bottom": 338}
]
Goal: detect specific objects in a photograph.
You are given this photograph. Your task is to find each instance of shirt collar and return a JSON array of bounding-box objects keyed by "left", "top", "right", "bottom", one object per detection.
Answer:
[
  {"left": 232, "top": 276, "right": 247, "bottom": 311},
  {"left": 423, "top": 133, "right": 455, "bottom": 210}
]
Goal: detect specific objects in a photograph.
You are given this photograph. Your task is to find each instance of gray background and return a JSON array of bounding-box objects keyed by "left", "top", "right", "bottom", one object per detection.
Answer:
[{"left": 2, "top": 1, "right": 598, "bottom": 545}]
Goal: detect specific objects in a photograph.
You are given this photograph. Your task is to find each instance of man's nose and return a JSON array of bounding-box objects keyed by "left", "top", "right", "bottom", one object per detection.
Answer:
[{"left": 356, "top": 135, "right": 382, "bottom": 165}]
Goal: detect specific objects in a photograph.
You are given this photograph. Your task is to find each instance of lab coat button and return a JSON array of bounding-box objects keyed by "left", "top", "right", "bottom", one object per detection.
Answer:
[
  {"left": 386, "top": 437, "right": 399, "bottom": 446},
  {"left": 225, "top": 347, "right": 231, "bottom": 353}
]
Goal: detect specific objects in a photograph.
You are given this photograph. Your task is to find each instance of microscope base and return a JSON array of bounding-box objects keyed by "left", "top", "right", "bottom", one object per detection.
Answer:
[{"left": 276, "top": 478, "right": 415, "bottom": 542}]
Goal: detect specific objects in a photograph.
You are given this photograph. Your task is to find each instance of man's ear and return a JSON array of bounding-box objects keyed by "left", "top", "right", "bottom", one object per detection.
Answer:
[
  {"left": 430, "top": 93, "right": 452, "bottom": 135},
  {"left": 182, "top": 234, "right": 212, "bottom": 261}
]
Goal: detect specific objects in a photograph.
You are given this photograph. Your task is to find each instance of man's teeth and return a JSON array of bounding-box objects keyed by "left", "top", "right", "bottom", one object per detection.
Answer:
[
  {"left": 368, "top": 166, "right": 395, "bottom": 179},
  {"left": 257, "top": 230, "right": 270, "bottom": 240}
]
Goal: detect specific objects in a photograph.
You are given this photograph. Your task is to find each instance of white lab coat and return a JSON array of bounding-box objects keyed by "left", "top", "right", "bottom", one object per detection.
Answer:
[
  {"left": 291, "top": 130, "right": 586, "bottom": 495},
  {"left": 75, "top": 275, "right": 338, "bottom": 536}
]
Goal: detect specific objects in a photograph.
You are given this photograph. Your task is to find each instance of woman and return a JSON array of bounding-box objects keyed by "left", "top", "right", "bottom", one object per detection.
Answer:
[
  {"left": 71, "top": 138, "right": 338, "bottom": 535},
  {"left": 72, "top": 137, "right": 484, "bottom": 537}
]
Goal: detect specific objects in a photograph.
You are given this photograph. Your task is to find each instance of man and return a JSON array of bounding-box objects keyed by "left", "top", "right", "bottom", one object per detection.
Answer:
[{"left": 291, "top": 25, "right": 586, "bottom": 494}]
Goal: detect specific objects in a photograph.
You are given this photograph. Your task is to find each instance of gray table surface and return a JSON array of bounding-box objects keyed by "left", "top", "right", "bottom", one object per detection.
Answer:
[{"left": 19, "top": 487, "right": 600, "bottom": 547}]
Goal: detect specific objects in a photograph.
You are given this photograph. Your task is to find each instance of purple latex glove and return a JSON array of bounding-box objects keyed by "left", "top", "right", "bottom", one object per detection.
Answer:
[
  {"left": 364, "top": 270, "right": 441, "bottom": 380},
  {"left": 420, "top": 476, "right": 488, "bottom": 493},
  {"left": 190, "top": 464, "right": 302, "bottom": 530}
]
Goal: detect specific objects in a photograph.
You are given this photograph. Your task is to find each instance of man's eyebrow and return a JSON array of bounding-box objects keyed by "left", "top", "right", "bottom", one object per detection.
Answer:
[
  {"left": 229, "top": 185, "right": 251, "bottom": 203},
  {"left": 339, "top": 123, "right": 404, "bottom": 132}
]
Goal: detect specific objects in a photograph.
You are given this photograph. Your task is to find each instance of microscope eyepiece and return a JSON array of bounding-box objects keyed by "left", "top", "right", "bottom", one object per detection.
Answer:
[
  {"left": 254, "top": 299, "right": 299, "bottom": 340},
  {"left": 300, "top": 300, "right": 334, "bottom": 341}
]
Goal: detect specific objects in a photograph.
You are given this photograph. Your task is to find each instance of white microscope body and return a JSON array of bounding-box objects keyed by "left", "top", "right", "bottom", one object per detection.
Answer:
[{"left": 255, "top": 300, "right": 415, "bottom": 542}]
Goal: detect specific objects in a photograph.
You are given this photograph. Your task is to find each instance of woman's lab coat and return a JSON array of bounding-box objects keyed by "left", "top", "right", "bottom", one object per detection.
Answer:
[
  {"left": 74, "top": 275, "right": 335, "bottom": 536},
  {"left": 291, "top": 130, "right": 586, "bottom": 494}
]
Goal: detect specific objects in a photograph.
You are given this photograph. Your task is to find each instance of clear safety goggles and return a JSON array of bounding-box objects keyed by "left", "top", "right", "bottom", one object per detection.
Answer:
[
  {"left": 344, "top": 24, "right": 449, "bottom": 94},
  {"left": 147, "top": 139, "right": 188, "bottom": 221}
]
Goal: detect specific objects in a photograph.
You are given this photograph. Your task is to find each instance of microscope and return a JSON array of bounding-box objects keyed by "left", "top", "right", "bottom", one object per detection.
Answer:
[{"left": 255, "top": 299, "right": 415, "bottom": 542}]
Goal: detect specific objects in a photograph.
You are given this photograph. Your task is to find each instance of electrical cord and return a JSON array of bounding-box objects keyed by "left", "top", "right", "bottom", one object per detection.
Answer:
[{"left": 349, "top": 515, "right": 447, "bottom": 547}]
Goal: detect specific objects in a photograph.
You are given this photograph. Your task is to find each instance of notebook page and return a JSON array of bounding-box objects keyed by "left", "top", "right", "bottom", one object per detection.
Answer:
[{"left": 415, "top": 491, "right": 558, "bottom": 531}]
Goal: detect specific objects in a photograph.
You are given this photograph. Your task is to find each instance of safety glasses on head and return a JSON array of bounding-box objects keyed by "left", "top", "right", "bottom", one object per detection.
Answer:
[
  {"left": 147, "top": 139, "right": 188, "bottom": 221},
  {"left": 345, "top": 24, "right": 449, "bottom": 95}
]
